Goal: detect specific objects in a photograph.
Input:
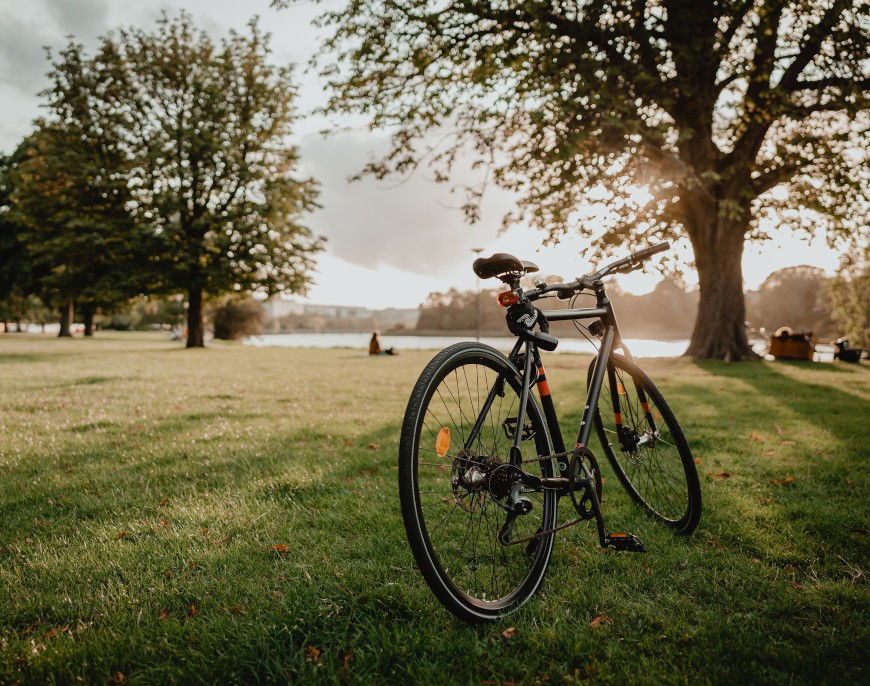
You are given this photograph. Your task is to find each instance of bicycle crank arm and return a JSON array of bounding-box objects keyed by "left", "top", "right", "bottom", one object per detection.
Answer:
[{"left": 571, "top": 455, "right": 644, "bottom": 551}]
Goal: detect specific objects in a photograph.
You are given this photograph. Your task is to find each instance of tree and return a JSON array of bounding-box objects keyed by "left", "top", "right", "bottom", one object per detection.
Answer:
[
  {"left": 43, "top": 13, "right": 324, "bottom": 347},
  {"left": 279, "top": 0, "right": 868, "bottom": 359},
  {"left": 10, "top": 125, "right": 145, "bottom": 337},
  {"left": 827, "top": 247, "right": 869, "bottom": 347},
  {"left": 0, "top": 147, "right": 42, "bottom": 331},
  {"left": 745, "top": 265, "right": 833, "bottom": 335}
]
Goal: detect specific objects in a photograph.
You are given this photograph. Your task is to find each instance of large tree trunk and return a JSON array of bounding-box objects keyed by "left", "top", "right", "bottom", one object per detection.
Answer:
[
  {"left": 186, "top": 287, "right": 205, "bottom": 348},
  {"left": 685, "top": 219, "right": 756, "bottom": 360},
  {"left": 82, "top": 305, "right": 95, "bottom": 336},
  {"left": 58, "top": 300, "right": 74, "bottom": 337}
]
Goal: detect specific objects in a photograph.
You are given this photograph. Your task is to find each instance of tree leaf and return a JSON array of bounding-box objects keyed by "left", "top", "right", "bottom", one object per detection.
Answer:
[
  {"left": 589, "top": 614, "right": 612, "bottom": 629},
  {"left": 501, "top": 626, "right": 517, "bottom": 639}
]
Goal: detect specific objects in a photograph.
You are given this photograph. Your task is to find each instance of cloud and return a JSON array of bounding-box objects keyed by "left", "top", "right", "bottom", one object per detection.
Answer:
[
  {"left": 298, "top": 131, "right": 516, "bottom": 278},
  {"left": 0, "top": 0, "right": 109, "bottom": 98},
  {"left": 43, "top": 0, "right": 109, "bottom": 38},
  {"left": 0, "top": 12, "right": 54, "bottom": 95}
]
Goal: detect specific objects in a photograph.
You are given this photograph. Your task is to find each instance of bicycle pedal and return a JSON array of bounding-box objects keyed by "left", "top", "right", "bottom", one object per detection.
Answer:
[{"left": 605, "top": 532, "right": 646, "bottom": 552}]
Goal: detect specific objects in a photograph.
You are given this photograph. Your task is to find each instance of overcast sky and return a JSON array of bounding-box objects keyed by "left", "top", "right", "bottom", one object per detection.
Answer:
[{"left": 0, "top": 0, "right": 843, "bottom": 308}]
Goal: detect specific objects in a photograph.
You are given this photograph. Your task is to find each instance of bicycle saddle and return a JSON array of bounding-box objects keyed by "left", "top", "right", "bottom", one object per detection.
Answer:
[{"left": 472, "top": 253, "right": 539, "bottom": 279}]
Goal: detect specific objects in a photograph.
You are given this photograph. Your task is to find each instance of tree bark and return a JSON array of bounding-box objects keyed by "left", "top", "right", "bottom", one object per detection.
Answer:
[
  {"left": 83, "top": 305, "right": 95, "bottom": 336},
  {"left": 58, "top": 300, "right": 73, "bottom": 337},
  {"left": 685, "top": 219, "right": 756, "bottom": 360},
  {"left": 186, "top": 287, "right": 205, "bottom": 348}
]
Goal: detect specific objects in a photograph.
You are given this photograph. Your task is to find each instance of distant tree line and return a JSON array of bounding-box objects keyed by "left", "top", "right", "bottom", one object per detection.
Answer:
[
  {"left": 417, "top": 263, "right": 869, "bottom": 345},
  {"left": 0, "top": 12, "right": 322, "bottom": 347}
]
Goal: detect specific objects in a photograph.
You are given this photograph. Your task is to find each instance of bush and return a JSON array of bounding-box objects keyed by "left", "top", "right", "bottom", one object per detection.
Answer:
[{"left": 210, "top": 296, "right": 265, "bottom": 340}]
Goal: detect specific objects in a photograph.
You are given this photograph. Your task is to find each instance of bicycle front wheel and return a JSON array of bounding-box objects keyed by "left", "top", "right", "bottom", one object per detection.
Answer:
[
  {"left": 399, "top": 342, "right": 558, "bottom": 623},
  {"left": 589, "top": 353, "right": 701, "bottom": 534}
]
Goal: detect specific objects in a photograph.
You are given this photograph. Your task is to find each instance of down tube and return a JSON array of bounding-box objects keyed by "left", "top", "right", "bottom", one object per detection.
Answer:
[{"left": 575, "top": 325, "right": 615, "bottom": 449}]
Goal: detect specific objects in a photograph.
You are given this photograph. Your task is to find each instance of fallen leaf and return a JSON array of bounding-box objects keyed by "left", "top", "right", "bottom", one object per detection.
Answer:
[
  {"left": 706, "top": 471, "right": 731, "bottom": 479},
  {"left": 200, "top": 528, "right": 208, "bottom": 534},
  {"left": 750, "top": 432, "right": 766, "bottom": 442},
  {"left": 751, "top": 558, "right": 762, "bottom": 564},
  {"left": 158, "top": 609, "right": 170, "bottom": 621},
  {"left": 159, "top": 519, "right": 169, "bottom": 528},
  {"left": 764, "top": 450, "right": 775, "bottom": 457},
  {"left": 227, "top": 605, "right": 245, "bottom": 615},
  {"left": 44, "top": 628, "right": 59, "bottom": 640},
  {"left": 368, "top": 443, "right": 380, "bottom": 450},
  {"left": 272, "top": 589, "right": 283, "bottom": 598},
  {"left": 694, "top": 457, "right": 701, "bottom": 464},
  {"left": 706, "top": 538, "right": 723, "bottom": 548},
  {"left": 774, "top": 424, "right": 785, "bottom": 436},
  {"left": 501, "top": 626, "right": 517, "bottom": 639},
  {"left": 158, "top": 497, "right": 169, "bottom": 507},
  {"left": 115, "top": 530, "right": 127, "bottom": 540},
  {"left": 270, "top": 544, "right": 289, "bottom": 558},
  {"left": 589, "top": 614, "right": 612, "bottom": 629},
  {"left": 343, "top": 440, "right": 353, "bottom": 447},
  {"left": 188, "top": 605, "right": 198, "bottom": 618},
  {"left": 110, "top": 672, "right": 126, "bottom": 685},
  {"left": 769, "top": 475, "right": 795, "bottom": 485},
  {"left": 343, "top": 652, "right": 353, "bottom": 672},
  {"left": 643, "top": 565, "right": 653, "bottom": 575},
  {"left": 305, "top": 645, "right": 322, "bottom": 663}
]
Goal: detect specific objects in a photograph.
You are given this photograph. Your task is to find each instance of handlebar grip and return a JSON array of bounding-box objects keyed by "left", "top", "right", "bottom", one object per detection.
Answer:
[{"left": 631, "top": 241, "right": 670, "bottom": 262}]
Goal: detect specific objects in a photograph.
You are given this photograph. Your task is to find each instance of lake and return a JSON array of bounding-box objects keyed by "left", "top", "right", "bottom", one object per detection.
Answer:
[{"left": 245, "top": 332, "right": 693, "bottom": 357}]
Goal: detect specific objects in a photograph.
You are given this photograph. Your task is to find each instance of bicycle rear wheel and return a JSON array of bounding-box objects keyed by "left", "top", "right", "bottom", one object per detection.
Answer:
[
  {"left": 399, "top": 342, "right": 558, "bottom": 622},
  {"left": 589, "top": 353, "right": 701, "bottom": 534}
]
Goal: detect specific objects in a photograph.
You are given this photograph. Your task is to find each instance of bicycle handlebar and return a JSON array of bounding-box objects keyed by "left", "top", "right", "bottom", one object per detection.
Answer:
[{"left": 524, "top": 241, "right": 671, "bottom": 302}]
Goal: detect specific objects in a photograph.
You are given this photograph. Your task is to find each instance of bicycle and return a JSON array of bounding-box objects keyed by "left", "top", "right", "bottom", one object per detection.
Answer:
[{"left": 398, "top": 242, "right": 701, "bottom": 622}]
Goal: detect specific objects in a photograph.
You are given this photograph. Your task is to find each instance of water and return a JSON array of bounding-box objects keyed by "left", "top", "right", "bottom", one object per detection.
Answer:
[{"left": 245, "top": 332, "right": 692, "bottom": 357}]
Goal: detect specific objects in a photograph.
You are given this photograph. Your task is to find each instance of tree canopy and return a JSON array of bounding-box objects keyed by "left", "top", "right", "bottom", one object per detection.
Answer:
[
  {"left": 38, "top": 12, "right": 323, "bottom": 346},
  {"left": 279, "top": 0, "right": 868, "bottom": 359}
]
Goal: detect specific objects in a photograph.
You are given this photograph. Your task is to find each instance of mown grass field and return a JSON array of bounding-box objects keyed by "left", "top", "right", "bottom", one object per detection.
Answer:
[{"left": 0, "top": 332, "right": 867, "bottom": 685}]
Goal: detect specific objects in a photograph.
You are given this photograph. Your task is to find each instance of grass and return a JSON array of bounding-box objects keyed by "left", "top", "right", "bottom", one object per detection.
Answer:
[{"left": 0, "top": 332, "right": 867, "bottom": 685}]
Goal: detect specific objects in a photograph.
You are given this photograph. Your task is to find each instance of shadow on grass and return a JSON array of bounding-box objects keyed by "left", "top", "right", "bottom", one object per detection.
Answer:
[{"left": 2, "top": 364, "right": 868, "bottom": 685}]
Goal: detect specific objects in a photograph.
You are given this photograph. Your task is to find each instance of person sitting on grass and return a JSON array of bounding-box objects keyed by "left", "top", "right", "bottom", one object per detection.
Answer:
[{"left": 369, "top": 331, "right": 396, "bottom": 356}]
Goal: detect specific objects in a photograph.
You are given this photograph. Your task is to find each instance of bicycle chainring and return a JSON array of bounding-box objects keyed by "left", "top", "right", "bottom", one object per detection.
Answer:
[{"left": 568, "top": 447, "right": 603, "bottom": 520}]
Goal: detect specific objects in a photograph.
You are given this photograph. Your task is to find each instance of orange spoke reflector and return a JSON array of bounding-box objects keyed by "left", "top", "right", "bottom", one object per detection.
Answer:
[
  {"left": 497, "top": 290, "right": 518, "bottom": 307},
  {"left": 616, "top": 382, "right": 626, "bottom": 395},
  {"left": 435, "top": 427, "right": 451, "bottom": 457},
  {"left": 614, "top": 412, "right": 623, "bottom": 425}
]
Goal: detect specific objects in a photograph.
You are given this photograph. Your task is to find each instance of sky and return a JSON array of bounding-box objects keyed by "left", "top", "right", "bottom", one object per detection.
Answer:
[{"left": 0, "top": 0, "right": 844, "bottom": 309}]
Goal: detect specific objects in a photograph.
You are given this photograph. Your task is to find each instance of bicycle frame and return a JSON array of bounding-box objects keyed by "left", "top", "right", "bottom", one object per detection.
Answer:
[{"left": 459, "top": 279, "right": 653, "bottom": 548}]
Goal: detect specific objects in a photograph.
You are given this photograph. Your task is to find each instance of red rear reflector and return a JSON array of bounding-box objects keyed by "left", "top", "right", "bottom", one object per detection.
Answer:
[{"left": 498, "top": 291, "right": 518, "bottom": 307}]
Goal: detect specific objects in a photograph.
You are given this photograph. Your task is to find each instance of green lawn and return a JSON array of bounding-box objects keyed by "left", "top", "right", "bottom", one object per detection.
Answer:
[{"left": 1, "top": 333, "right": 867, "bottom": 685}]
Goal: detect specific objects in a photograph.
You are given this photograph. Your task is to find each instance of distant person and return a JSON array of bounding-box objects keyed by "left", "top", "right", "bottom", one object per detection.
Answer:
[{"left": 369, "top": 331, "right": 396, "bottom": 356}]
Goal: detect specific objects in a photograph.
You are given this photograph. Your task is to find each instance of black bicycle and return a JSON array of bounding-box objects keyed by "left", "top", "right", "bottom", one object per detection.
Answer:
[{"left": 398, "top": 242, "right": 701, "bottom": 622}]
